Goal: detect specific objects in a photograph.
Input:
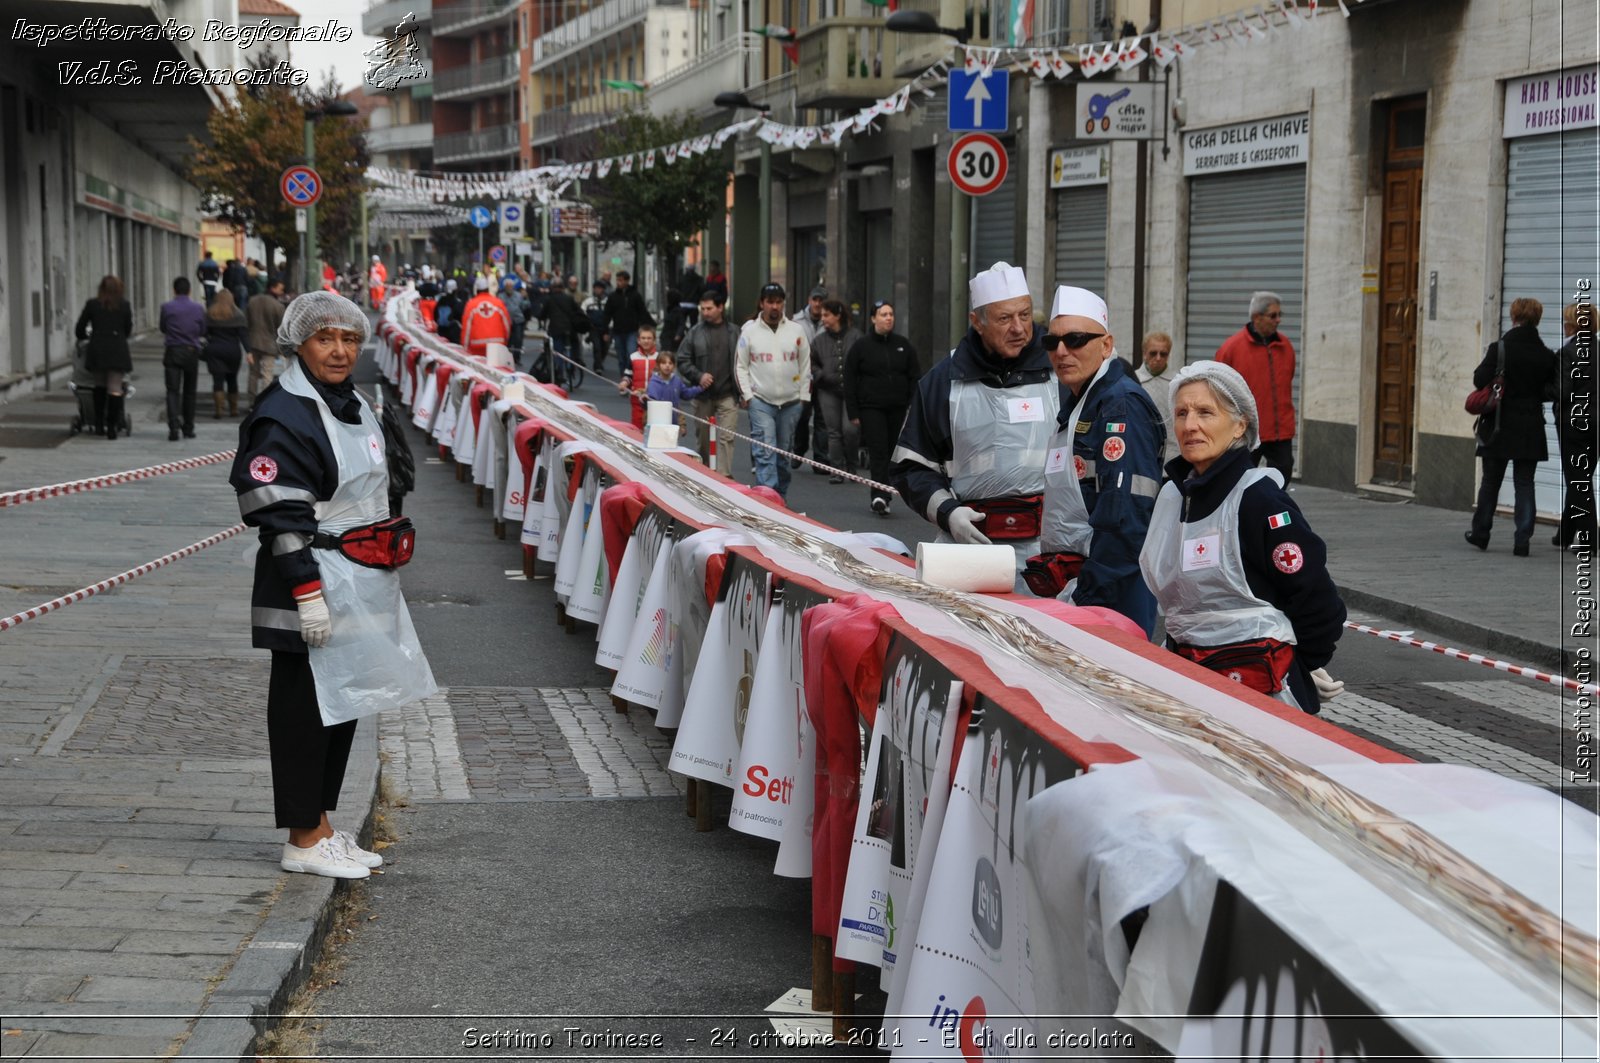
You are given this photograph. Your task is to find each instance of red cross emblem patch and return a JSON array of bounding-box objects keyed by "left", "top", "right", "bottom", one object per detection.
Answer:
[
  {"left": 1272, "top": 542, "right": 1304, "bottom": 574},
  {"left": 249, "top": 456, "right": 279, "bottom": 483},
  {"left": 1102, "top": 436, "right": 1126, "bottom": 462},
  {"left": 1073, "top": 455, "right": 1087, "bottom": 479}
]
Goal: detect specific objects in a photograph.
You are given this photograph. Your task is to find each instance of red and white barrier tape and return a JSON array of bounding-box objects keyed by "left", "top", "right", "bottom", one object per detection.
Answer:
[
  {"left": 0, "top": 524, "right": 247, "bottom": 633},
  {"left": 1343, "top": 621, "right": 1598, "bottom": 695},
  {"left": 545, "top": 348, "right": 898, "bottom": 494},
  {"left": 0, "top": 451, "right": 237, "bottom": 508}
]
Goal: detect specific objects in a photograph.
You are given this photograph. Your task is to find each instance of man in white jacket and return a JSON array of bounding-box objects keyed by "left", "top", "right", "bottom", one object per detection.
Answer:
[{"left": 736, "top": 282, "right": 812, "bottom": 500}]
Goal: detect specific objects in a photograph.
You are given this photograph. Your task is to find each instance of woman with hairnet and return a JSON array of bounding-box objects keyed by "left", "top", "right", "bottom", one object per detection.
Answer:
[
  {"left": 1138, "top": 362, "right": 1346, "bottom": 713},
  {"left": 229, "top": 291, "right": 437, "bottom": 879}
]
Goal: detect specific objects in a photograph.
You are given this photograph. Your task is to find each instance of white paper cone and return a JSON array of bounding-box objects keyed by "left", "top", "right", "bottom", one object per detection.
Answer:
[
  {"left": 835, "top": 709, "right": 895, "bottom": 965},
  {"left": 727, "top": 601, "right": 794, "bottom": 840},
  {"left": 916, "top": 542, "right": 1016, "bottom": 592},
  {"left": 501, "top": 419, "right": 527, "bottom": 522},
  {"left": 536, "top": 439, "right": 563, "bottom": 562},
  {"left": 552, "top": 478, "right": 590, "bottom": 601},
  {"left": 595, "top": 534, "right": 643, "bottom": 669},
  {"left": 487, "top": 399, "right": 512, "bottom": 513},
  {"left": 667, "top": 600, "right": 729, "bottom": 766},
  {"left": 669, "top": 562, "right": 767, "bottom": 784},
  {"left": 411, "top": 364, "right": 438, "bottom": 429},
  {"left": 470, "top": 400, "right": 497, "bottom": 485},
  {"left": 565, "top": 485, "right": 610, "bottom": 624},
  {"left": 612, "top": 541, "right": 675, "bottom": 709},
  {"left": 520, "top": 451, "right": 546, "bottom": 547},
  {"left": 401, "top": 354, "right": 415, "bottom": 404},
  {"left": 453, "top": 388, "right": 479, "bottom": 465},
  {"left": 431, "top": 379, "right": 458, "bottom": 444}
]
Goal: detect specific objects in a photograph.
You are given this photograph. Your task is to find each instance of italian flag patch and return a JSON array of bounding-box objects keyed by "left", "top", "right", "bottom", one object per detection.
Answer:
[
  {"left": 1267, "top": 511, "right": 1293, "bottom": 529},
  {"left": 1105, "top": 421, "right": 1126, "bottom": 433}
]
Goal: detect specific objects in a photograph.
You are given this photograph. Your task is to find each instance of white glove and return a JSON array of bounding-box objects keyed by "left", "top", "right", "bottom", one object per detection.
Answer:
[
  {"left": 1311, "top": 666, "right": 1345, "bottom": 702},
  {"left": 295, "top": 590, "right": 332, "bottom": 648},
  {"left": 946, "top": 506, "right": 991, "bottom": 546}
]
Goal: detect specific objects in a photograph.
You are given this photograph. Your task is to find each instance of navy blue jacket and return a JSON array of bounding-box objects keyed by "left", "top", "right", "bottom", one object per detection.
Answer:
[
  {"left": 1164, "top": 446, "right": 1345, "bottom": 709},
  {"left": 889, "top": 325, "right": 1058, "bottom": 532},
  {"left": 1061, "top": 356, "right": 1163, "bottom": 634},
  {"left": 229, "top": 367, "right": 366, "bottom": 652}
]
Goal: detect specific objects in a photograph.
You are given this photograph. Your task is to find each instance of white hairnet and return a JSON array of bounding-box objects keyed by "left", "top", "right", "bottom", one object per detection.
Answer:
[
  {"left": 276, "top": 290, "right": 371, "bottom": 355},
  {"left": 1169, "top": 360, "right": 1259, "bottom": 451}
]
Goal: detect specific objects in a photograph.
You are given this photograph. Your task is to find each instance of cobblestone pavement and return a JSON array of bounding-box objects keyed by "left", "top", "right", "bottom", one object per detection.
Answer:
[{"left": 379, "top": 687, "right": 682, "bottom": 803}]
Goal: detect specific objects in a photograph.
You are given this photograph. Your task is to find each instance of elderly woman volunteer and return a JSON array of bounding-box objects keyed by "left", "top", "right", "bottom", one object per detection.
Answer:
[
  {"left": 1138, "top": 362, "right": 1345, "bottom": 713},
  {"left": 230, "top": 291, "right": 437, "bottom": 879}
]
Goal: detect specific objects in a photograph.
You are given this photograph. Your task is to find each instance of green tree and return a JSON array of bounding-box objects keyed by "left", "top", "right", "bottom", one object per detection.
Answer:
[
  {"left": 186, "top": 55, "right": 369, "bottom": 283},
  {"left": 586, "top": 110, "right": 728, "bottom": 282}
]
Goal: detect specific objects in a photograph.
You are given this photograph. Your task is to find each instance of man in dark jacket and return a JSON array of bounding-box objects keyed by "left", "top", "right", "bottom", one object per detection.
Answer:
[
  {"left": 541, "top": 277, "right": 589, "bottom": 388},
  {"left": 603, "top": 270, "right": 654, "bottom": 372},
  {"left": 891, "top": 262, "right": 1062, "bottom": 586},
  {"left": 196, "top": 251, "right": 222, "bottom": 306},
  {"left": 677, "top": 290, "right": 741, "bottom": 476},
  {"left": 1031, "top": 285, "right": 1164, "bottom": 635},
  {"left": 160, "top": 276, "right": 208, "bottom": 440}
]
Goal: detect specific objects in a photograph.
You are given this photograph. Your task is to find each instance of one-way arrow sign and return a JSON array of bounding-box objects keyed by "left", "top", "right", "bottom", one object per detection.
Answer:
[{"left": 948, "top": 70, "right": 1008, "bottom": 133}]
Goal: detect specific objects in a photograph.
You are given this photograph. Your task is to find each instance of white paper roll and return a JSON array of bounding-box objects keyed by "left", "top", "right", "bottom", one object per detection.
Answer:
[
  {"left": 915, "top": 542, "right": 1016, "bottom": 593},
  {"left": 646, "top": 399, "right": 674, "bottom": 426}
]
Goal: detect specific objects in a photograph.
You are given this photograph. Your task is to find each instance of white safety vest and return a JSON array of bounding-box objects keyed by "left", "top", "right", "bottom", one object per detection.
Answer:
[
  {"left": 1141, "top": 465, "right": 1301, "bottom": 707},
  {"left": 279, "top": 360, "right": 437, "bottom": 726}
]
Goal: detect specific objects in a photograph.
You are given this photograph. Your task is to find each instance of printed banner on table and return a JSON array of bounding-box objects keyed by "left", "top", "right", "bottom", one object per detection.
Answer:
[
  {"left": 658, "top": 528, "right": 744, "bottom": 729},
  {"left": 1176, "top": 879, "right": 1421, "bottom": 1059},
  {"left": 596, "top": 508, "right": 669, "bottom": 671},
  {"left": 669, "top": 552, "right": 770, "bottom": 785},
  {"left": 612, "top": 515, "right": 679, "bottom": 710},
  {"left": 564, "top": 481, "right": 610, "bottom": 624},
  {"left": 836, "top": 633, "right": 964, "bottom": 968},
  {"left": 771, "top": 581, "right": 832, "bottom": 877},
  {"left": 890, "top": 694, "right": 1081, "bottom": 1058}
]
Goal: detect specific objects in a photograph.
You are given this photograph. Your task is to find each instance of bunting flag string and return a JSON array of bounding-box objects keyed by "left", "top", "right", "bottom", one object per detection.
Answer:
[{"left": 361, "top": 0, "right": 1347, "bottom": 213}]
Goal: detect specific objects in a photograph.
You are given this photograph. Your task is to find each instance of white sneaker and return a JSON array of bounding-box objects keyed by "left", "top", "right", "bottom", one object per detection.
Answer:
[
  {"left": 871, "top": 497, "right": 890, "bottom": 515},
  {"left": 334, "top": 830, "right": 384, "bottom": 869},
  {"left": 281, "top": 837, "right": 371, "bottom": 879}
]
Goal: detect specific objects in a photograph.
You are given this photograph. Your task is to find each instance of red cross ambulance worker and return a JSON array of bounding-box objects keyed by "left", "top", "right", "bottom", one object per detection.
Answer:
[
  {"left": 1138, "top": 361, "right": 1345, "bottom": 713},
  {"left": 890, "top": 262, "right": 1058, "bottom": 586},
  {"left": 230, "top": 291, "right": 437, "bottom": 880},
  {"left": 1028, "top": 286, "right": 1163, "bottom": 636},
  {"left": 459, "top": 276, "right": 511, "bottom": 359},
  {"left": 368, "top": 255, "right": 388, "bottom": 310}
]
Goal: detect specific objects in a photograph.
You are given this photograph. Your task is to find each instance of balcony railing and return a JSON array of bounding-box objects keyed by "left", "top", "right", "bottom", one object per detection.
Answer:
[
  {"left": 794, "top": 19, "right": 903, "bottom": 111},
  {"left": 529, "top": 97, "right": 627, "bottom": 145},
  {"left": 531, "top": 0, "right": 650, "bottom": 69},
  {"left": 433, "top": 122, "right": 520, "bottom": 163},
  {"left": 646, "top": 34, "right": 757, "bottom": 118},
  {"left": 434, "top": 52, "right": 519, "bottom": 98},
  {"left": 433, "top": 0, "right": 518, "bottom": 37},
  {"left": 367, "top": 121, "right": 435, "bottom": 154},
  {"left": 362, "top": 56, "right": 433, "bottom": 95},
  {"left": 363, "top": 0, "right": 432, "bottom": 38}
]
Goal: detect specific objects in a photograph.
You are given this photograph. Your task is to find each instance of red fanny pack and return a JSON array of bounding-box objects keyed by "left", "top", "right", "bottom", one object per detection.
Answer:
[
  {"left": 1021, "top": 552, "right": 1086, "bottom": 598},
  {"left": 314, "top": 517, "right": 416, "bottom": 569},
  {"left": 970, "top": 495, "right": 1043, "bottom": 541},
  {"left": 1175, "top": 639, "right": 1294, "bottom": 695}
]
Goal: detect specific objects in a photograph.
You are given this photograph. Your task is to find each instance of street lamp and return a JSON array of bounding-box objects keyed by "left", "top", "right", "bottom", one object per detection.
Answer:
[
  {"left": 303, "top": 99, "right": 360, "bottom": 294},
  {"left": 714, "top": 92, "right": 773, "bottom": 299},
  {"left": 884, "top": 9, "right": 971, "bottom": 43}
]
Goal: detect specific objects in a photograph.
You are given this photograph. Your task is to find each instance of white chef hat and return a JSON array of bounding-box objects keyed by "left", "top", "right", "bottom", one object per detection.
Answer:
[
  {"left": 1049, "top": 285, "right": 1109, "bottom": 328},
  {"left": 969, "top": 261, "right": 1030, "bottom": 309}
]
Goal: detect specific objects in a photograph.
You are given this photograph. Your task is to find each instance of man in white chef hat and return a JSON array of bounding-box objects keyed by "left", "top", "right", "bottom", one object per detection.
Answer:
[
  {"left": 890, "top": 262, "right": 1060, "bottom": 587},
  {"left": 1025, "top": 284, "right": 1163, "bottom": 635}
]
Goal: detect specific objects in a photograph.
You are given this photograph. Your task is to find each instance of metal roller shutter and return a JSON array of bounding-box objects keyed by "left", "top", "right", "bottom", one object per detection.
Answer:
[
  {"left": 972, "top": 160, "right": 1019, "bottom": 271},
  {"left": 1052, "top": 185, "right": 1108, "bottom": 294},
  {"left": 1184, "top": 166, "right": 1307, "bottom": 430},
  {"left": 1499, "top": 126, "right": 1598, "bottom": 517}
]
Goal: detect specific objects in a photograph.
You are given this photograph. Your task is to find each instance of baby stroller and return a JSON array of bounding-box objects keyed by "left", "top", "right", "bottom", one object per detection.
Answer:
[{"left": 68, "top": 340, "right": 134, "bottom": 437}]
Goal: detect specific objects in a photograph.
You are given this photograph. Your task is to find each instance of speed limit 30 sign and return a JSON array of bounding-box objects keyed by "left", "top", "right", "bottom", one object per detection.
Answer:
[{"left": 948, "top": 133, "right": 1008, "bottom": 197}]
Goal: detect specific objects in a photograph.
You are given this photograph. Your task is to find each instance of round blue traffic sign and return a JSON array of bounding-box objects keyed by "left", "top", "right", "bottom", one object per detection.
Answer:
[
  {"left": 469, "top": 206, "right": 493, "bottom": 229},
  {"left": 280, "top": 165, "right": 322, "bottom": 207},
  {"left": 501, "top": 204, "right": 521, "bottom": 223}
]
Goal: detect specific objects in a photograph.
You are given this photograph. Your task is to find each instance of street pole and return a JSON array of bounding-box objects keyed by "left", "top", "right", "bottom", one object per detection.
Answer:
[
  {"left": 304, "top": 117, "right": 317, "bottom": 294},
  {"left": 541, "top": 203, "right": 552, "bottom": 274},
  {"left": 758, "top": 139, "right": 771, "bottom": 284},
  {"left": 360, "top": 188, "right": 368, "bottom": 266}
]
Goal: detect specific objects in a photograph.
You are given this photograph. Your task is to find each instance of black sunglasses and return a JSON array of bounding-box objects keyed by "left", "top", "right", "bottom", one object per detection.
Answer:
[{"left": 1043, "top": 330, "right": 1106, "bottom": 351}]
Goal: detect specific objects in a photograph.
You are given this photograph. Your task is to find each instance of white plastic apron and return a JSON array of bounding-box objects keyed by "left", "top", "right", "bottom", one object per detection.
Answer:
[
  {"left": 1140, "top": 465, "right": 1299, "bottom": 708},
  {"left": 940, "top": 376, "right": 1059, "bottom": 578},
  {"left": 280, "top": 360, "right": 438, "bottom": 726},
  {"left": 1040, "top": 358, "right": 1111, "bottom": 556}
]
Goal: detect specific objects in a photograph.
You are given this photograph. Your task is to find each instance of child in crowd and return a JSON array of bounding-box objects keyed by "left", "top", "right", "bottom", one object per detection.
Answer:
[{"left": 643, "top": 349, "right": 703, "bottom": 425}]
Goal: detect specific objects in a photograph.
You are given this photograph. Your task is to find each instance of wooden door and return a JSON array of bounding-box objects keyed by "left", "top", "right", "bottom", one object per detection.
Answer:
[{"left": 1373, "top": 99, "right": 1425, "bottom": 485}]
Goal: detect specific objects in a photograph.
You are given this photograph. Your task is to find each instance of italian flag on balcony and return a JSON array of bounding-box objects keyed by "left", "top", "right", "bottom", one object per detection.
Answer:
[
  {"left": 603, "top": 79, "right": 648, "bottom": 92},
  {"left": 862, "top": 0, "right": 899, "bottom": 10},
  {"left": 754, "top": 24, "right": 800, "bottom": 64}
]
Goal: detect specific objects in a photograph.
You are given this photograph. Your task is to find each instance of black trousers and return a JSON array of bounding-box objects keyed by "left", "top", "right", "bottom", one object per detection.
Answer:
[
  {"left": 164, "top": 347, "right": 199, "bottom": 433},
  {"left": 1253, "top": 438, "right": 1295, "bottom": 483},
  {"left": 268, "top": 651, "right": 357, "bottom": 829},
  {"left": 858, "top": 405, "right": 906, "bottom": 503}
]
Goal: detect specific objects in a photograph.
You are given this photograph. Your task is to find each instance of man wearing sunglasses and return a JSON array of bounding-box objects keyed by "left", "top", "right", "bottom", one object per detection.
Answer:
[
  {"left": 1025, "top": 286, "right": 1163, "bottom": 636},
  {"left": 1216, "top": 291, "right": 1297, "bottom": 481},
  {"left": 891, "top": 262, "right": 1057, "bottom": 587}
]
